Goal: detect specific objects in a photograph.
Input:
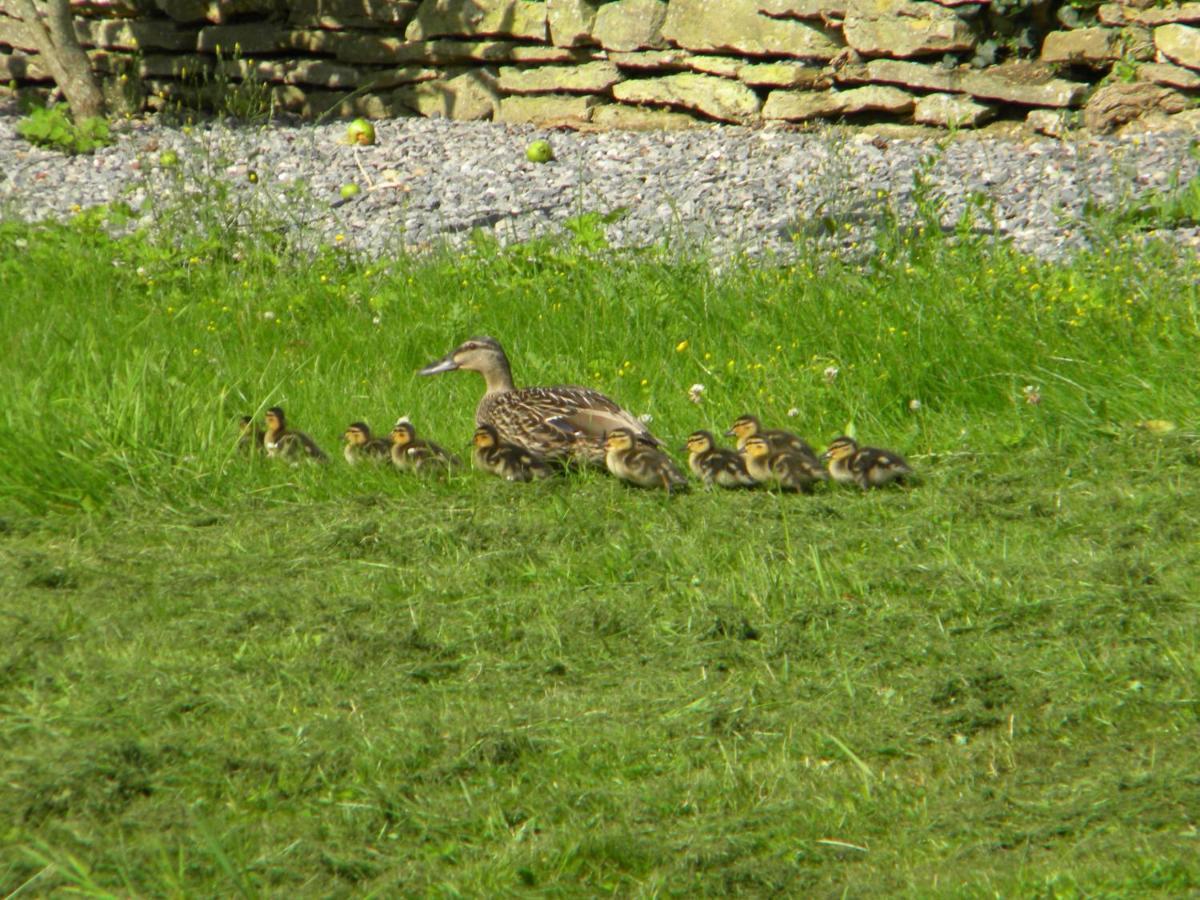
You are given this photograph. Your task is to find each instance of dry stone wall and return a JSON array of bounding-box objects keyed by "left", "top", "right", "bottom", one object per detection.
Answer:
[{"left": 2, "top": 0, "right": 1198, "bottom": 132}]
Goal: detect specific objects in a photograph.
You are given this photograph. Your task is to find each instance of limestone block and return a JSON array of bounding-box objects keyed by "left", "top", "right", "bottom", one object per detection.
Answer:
[
  {"left": 1155, "top": 23, "right": 1200, "bottom": 69},
  {"left": 285, "top": 59, "right": 361, "bottom": 88},
  {"left": 1084, "top": 81, "right": 1189, "bottom": 131},
  {"left": 496, "top": 93, "right": 601, "bottom": 123},
  {"left": 0, "top": 16, "right": 40, "bottom": 51},
  {"left": 497, "top": 60, "right": 621, "bottom": 94},
  {"left": 1026, "top": 108, "right": 1072, "bottom": 137},
  {"left": 913, "top": 91, "right": 994, "bottom": 126},
  {"left": 1136, "top": 61, "right": 1200, "bottom": 87},
  {"left": 77, "top": 18, "right": 196, "bottom": 51},
  {"left": 363, "top": 66, "right": 441, "bottom": 89},
  {"left": 1103, "top": 2, "right": 1200, "bottom": 26},
  {"left": 1040, "top": 28, "right": 1124, "bottom": 65},
  {"left": 608, "top": 49, "right": 694, "bottom": 70},
  {"left": 757, "top": 0, "right": 847, "bottom": 20},
  {"left": 547, "top": 0, "right": 602, "bottom": 47},
  {"left": 839, "top": 59, "right": 1087, "bottom": 107},
  {"left": 394, "top": 67, "right": 499, "bottom": 119},
  {"left": 842, "top": 0, "right": 975, "bottom": 58},
  {"left": 590, "top": 103, "right": 704, "bottom": 129},
  {"left": 271, "top": 85, "right": 416, "bottom": 118},
  {"left": 738, "top": 60, "right": 825, "bottom": 87},
  {"left": 763, "top": 84, "right": 913, "bottom": 119},
  {"left": 154, "top": 0, "right": 283, "bottom": 25},
  {"left": 0, "top": 50, "right": 47, "bottom": 81},
  {"left": 405, "top": 0, "right": 547, "bottom": 41},
  {"left": 592, "top": 0, "right": 668, "bottom": 51},
  {"left": 687, "top": 56, "right": 745, "bottom": 78},
  {"left": 137, "top": 53, "right": 212, "bottom": 78},
  {"left": 663, "top": 0, "right": 842, "bottom": 60},
  {"left": 288, "top": 0, "right": 418, "bottom": 29},
  {"left": 611, "top": 72, "right": 762, "bottom": 121},
  {"left": 197, "top": 24, "right": 291, "bottom": 54}
]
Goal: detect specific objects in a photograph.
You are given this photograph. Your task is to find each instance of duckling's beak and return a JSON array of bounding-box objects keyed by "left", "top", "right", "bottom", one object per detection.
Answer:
[
  {"left": 418, "top": 353, "right": 459, "bottom": 376},
  {"left": 722, "top": 427, "right": 736, "bottom": 437}
]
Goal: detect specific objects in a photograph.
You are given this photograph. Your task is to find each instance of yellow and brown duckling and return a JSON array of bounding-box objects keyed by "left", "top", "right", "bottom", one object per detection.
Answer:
[
  {"left": 742, "top": 435, "right": 825, "bottom": 493},
  {"left": 263, "top": 406, "right": 328, "bottom": 463},
  {"left": 472, "top": 424, "right": 556, "bottom": 482},
  {"left": 684, "top": 430, "right": 756, "bottom": 489},
  {"left": 726, "top": 413, "right": 818, "bottom": 460},
  {"left": 343, "top": 421, "right": 392, "bottom": 465},
  {"left": 822, "top": 435, "right": 912, "bottom": 489},
  {"left": 237, "top": 415, "right": 264, "bottom": 454},
  {"left": 604, "top": 427, "right": 689, "bottom": 493},
  {"left": 419, "top": 336, "right": 659, "bottom": 466},
  {"left": 389, "top": 419, "right": 462, "bottom": 472}
]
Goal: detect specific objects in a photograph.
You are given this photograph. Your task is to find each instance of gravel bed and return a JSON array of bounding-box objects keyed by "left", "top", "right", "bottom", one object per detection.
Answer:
[{"left": 2, "top": 114, "right": 1198, "bottom": 262}]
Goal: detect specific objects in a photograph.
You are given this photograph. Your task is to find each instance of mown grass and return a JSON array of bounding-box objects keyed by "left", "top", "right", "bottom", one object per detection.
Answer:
[{"left": 1, "top": 171, "right": 1198, "bottom": 897}]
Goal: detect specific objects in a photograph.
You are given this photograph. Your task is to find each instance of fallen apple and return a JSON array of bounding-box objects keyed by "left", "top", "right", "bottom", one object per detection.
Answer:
[
  {"left": 526, "top": 139, "right": 554, "bottom": 163},
  {"left": 340, "top": 183, "right": 361, "bottom": 200},
  {"left": 346, "top": 118, "right": 376, "bottom": 146}
]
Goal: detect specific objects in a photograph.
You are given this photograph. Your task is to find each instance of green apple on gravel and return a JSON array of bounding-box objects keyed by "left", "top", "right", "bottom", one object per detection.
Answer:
[
  {"left": 346, "top": 118, "right": 376, "bottom": 146},
  {"left": 526, "top": 139, "right": 554, "bottom": 163}
]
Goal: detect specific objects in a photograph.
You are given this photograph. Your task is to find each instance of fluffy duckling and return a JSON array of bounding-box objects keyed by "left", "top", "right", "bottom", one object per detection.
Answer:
[
  {"left": 725, "top": 413, "right": 818, "bottom": 459},
  {"left": 683, "top": 430, "right": 755, "bottom": 489},
  {"left": 742, "top": 436, "right": 824, "bottom": 493},
  {"left": 343, "top": 421, "right": 392, "bottom": 465},
  {"left": 237, "top": 415, "right": 264, "bottom": 454},
  {"left": 419, "top": 336, "right": 659, "bottom": 466},
  {"left": 472, "top": 424, "right": 556, "bottom": 482},
  {"left": 604, "top": 427, "right": 689, "bottom": 493},
  {"left": 822, "top": 435, "right": 912, "bottom": 490},
  {"left": 263, "top": 406, "right": 328, "bottom": 463},
  {"left": 389, "top": 420, "right": 461, "bottom": 472}
]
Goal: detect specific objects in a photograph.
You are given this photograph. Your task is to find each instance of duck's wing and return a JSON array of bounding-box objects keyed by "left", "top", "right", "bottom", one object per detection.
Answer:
[{"left": 530, "top": 386, "right": 658, "bottom": 444}]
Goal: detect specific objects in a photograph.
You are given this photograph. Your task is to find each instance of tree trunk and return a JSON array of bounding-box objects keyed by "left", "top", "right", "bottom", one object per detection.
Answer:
[{"left": 10, "top": 0, "right": 106, "bottom": 120}]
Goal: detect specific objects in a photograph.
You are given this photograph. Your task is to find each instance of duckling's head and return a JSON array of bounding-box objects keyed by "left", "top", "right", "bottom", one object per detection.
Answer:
[
  {"left": 822, "top": 436, "right": 859, "bottom": 462},
  {"left": 419, "top": 336, "right": 509, "bottom": 376},
  {"left": 238, "top": 415, "right": 255, "bottom": 434},
  {"left": 743, "top": 436, "right": 772, "bottom": 460},
  {"left": 725, "top": 414, "right": 762, "bottom": 441},
  {"left": 605, "top": 428, "right": 636, "bottom": 453},
  {"left": 390, "top": 421, "right": 416, "bottom": 446},
  {"left": 345, "top": 422, "right": 371, "bottom": 446},
  {"left": 265, "top": 407, "right": 286, "bottom": 430},
  {"left": 473, "top": 424, "right": 500, "bottom": 449},
  {"left": 684, "top": 430, "right": 716, "bottom": 454}
]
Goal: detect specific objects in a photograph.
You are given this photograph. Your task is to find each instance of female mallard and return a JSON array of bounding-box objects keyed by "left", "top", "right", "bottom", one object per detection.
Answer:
[
  {"left": 343, "top": 421, "right": 392, "bottom": 465},
  {"left": 742, "top": 436, "right": 824, "bottom": 493},
  {"left": 683, "top": 430, "right": 755, "bottom": 489},
  {"left": 605, "top": 427, "right": 688, "bottom": 493},
  {"left": 822, "top": 435, "right": 911, "bottom": 490},
  {"left": 419, "top": 336, "right": 657, "bottom": 465},
  {"left": 389, "top": 420, "right": 461, "bottom": 472},
  {"left": 263, "top": 406, "right": 328, "bottom": 463},
  {"left": 472, "top": 424, "right": 556, "bottom": 482}
]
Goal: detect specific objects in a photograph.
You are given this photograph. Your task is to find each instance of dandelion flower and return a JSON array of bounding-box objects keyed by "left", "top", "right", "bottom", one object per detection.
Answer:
[{"left": 675, "top": 340, "right": 689, "bottom": 353}]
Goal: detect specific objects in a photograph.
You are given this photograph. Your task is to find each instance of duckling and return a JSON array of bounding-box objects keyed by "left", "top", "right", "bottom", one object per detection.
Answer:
[
  {"left": 822, "top": 436, "right": 912, "bottom": 489},
  {"left": 343, "top": 421, "right": 392, "bottom": 465},
  {"left": 742, "top": 436, "right": 824, "bottom": 493},
  {"left": 472, "top": 424, "right": 556, "bottom": 482},
  {"left": 419, "top": 336, "right": 659, "bottom": 466},
  {"left": 263, "top": 406, "right": 328, "bottom": 463},
  {"left": 725, "top": 413, "right": 818, "bottom": 460},
  {"left": 237, "top": 415, "right": 264, "bottom": 454},
  {"left": 604, "top": 427, "right": 689, "bottom": 493},
  {"left": 683, "top": 430, "right": 756, "bottom": 489},
  {"left": 389, "top": 420, "right": 461, "bottom": 472}
]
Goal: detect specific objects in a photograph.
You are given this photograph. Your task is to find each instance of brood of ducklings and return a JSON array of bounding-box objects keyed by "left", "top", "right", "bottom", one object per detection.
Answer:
[
  {"left": 343, "top": 421, "right": 392, "bottom": 465},
  {"left": 822, "top": 435, "right": 912, "bottom": 490},
  {"left": 237, "top": 415, "right": 264, "bottom": 454},
  {"left": 389, "top": 420, "right": 461, "bottom": 472},
  {"left": 605, "top": 427, "right": 689, "bottom": 492},
  {"left": 419, "top": 336, "right": 659, "bottom": 466},
  {"left": 263, "top": 406, "right": 329, "bottom": 463},
  {"left": 742, "top": 436, "right": 824, "bottom": 493},
  {"left": 684, "top": 430, "right": 756, "bottom": 489},
  {"left": 726, "top": 413, "right": 818, "bottom": 460},
  {"left": 472, "top": 424, "right": 556, "bottom": 482}
]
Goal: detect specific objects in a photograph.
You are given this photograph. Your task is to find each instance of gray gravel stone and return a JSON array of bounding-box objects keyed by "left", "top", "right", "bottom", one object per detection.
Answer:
[{"left": 1, "top": 114, "right": 1198, "bottom": 262}]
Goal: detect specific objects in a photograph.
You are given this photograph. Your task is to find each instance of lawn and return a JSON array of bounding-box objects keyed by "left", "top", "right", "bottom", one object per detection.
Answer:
[{"left": 1, "top": 177, "right": 1198, "bottom": 896}]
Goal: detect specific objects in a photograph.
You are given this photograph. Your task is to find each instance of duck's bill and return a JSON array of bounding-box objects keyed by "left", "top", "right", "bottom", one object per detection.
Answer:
[{"left": 418, "top": 356, "right": 459, "bottom": 375}]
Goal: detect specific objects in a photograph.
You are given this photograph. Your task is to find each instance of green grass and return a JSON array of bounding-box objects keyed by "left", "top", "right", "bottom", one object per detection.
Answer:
[{"left": 1, "top": 188, "right": 1199, "bottom": 896}]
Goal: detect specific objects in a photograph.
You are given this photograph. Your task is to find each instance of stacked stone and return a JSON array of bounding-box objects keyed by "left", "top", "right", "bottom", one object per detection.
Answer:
[{"left": 0, "top": 0, "right": 1198, "bottom": 132}]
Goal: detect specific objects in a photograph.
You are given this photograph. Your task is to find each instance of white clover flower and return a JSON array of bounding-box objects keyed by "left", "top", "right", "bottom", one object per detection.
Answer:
[
  {"left": 909, "top": 399, "right": 922, "bottom": 411},
  {"left": 372, "top": 315, "right": 382, "bottom": 326},
  {"left": 823, "top": 365, "right": 839, "bottom": 384},
  {"left": 786, "top": 407, "right": 800, "bottom": 418},
  {"left": 1022, "top": 385, "right": 1042, "bottom": 406},
  {"left": 638, "top": 413, "right": 653, "bottom": 424},
  {"left": 688, "top": 383, "right": 705, "bottom": 404},
  {"left": 262, "top": 310, "right": 276, "bottom": 321}
]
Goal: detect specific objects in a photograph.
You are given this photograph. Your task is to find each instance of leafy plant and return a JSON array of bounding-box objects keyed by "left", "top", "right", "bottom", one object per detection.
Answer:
[
  {"left": 16, "top": 103, "right": 111, "bottom": 155},
  {"left": 563, "top": 207, "right": 629, "bottom": 252}
]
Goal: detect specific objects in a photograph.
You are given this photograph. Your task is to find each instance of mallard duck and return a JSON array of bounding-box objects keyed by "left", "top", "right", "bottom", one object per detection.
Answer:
[
  {"left": 725, "top": 413, "right": 818, "bottom": 459},
  {"left": 742, "top": 436, "right": 824, "bottom": 493},
  {"left": 343, "top": 421, "right": 392, "bottom": 465},
  {"left": 263, "top": 406, "right": 328, "bottom": 463},
  {"left": 237, "top": 415, "right": 264, "bottom": 454},
  {"left": 604, "top": 427, "right": 688, "bottom": 492},
  {"left": 822, "top": 435, "right": 912, "bottom": 489},
  {"left": 684, "top": 430, "right": 755, "bottom": 489},
  {"left": 389, "top": 420, "right": 461, "bottom": 472},
  {"left": 472, "top": 424, "right": 556, "bottom": 482},
  {"left": 419, "top": 336, "right": 658, "bottom": 465}
]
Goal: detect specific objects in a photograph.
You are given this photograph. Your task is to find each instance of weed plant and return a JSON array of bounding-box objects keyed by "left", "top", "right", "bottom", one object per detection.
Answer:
[{"left": 0, "top": 173, "right": 1198, "bottom": 896}]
